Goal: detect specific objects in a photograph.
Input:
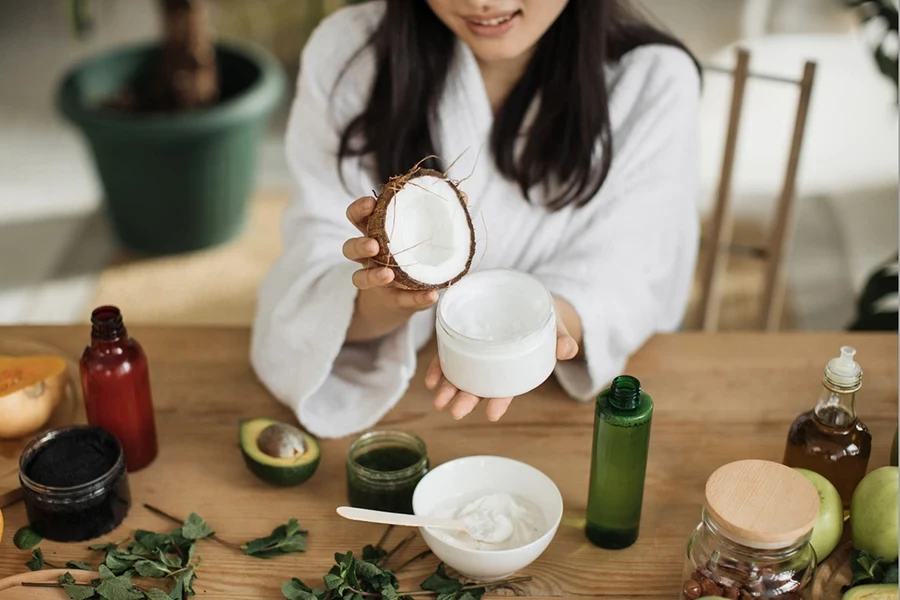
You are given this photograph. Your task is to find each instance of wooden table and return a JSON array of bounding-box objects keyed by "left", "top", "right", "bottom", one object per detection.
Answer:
[{"left": 0, "top": 328, "right": 896, "bottom": 599}]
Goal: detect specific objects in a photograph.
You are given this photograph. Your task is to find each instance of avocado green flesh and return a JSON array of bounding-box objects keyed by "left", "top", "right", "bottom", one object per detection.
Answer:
[
  {"left": 239, "top": 418, "right": 320, "bottom": 486},
  {"left": 842, "top": 584, "right": 899, "bottom": 600}
]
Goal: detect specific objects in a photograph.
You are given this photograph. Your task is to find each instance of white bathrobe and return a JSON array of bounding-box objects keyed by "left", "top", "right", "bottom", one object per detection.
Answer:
[{"left": 250, "top": 2, "right": 700, "bottom": 439}]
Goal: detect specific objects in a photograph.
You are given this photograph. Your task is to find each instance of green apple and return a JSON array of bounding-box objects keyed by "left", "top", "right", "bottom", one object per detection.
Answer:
[
  {"left": 794, "top": 468, "right": 844, "bottom": 561},
  {"left": 851, "top": 466, "right": 899, "bottom": 561}
]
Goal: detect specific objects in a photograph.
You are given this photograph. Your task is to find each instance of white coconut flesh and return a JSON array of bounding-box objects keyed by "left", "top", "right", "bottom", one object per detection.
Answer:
[{"left": 384, "top": 175, "right": 472, "bottom": 286}]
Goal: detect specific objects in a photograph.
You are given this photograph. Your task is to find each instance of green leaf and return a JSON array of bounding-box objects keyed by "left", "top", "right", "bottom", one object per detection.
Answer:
[
  {"left": 420, "top": 564, "right": 462, "bottom": 595},
  {"left": 278, "top": 535, "right": 307, "bottom": 553},
  {"left": 381, "top": 586, "right": 399, "bottom": 600},
  {"left": 361, "top": 544, "right": 387, "bottom": 563},
  {"left": 285, "top": 518, "right": 301, "bottom": 537},
  {"left": 105, "top": 551, "right": 137, "bottom": 575},
  {"left": 59, "top": 572, "right": 78, "bottom": 585},
  {"left": 143, "top": 590, "right": 172, "bottom": 600},
  {"left": 67, "top": 561, "right": 95, "bottom": 571},
  {"left": 178, "top": 569, "right": 195, "bottom": 597},
  {"left": 64, "top": 584, "right": 98, "bottom": 600},
  {"left": 26, "top": 548, "right": 44, "bottom": 571},
  {"left": 13, "top": 526, "right": 43, "bottom": 550},
  {"left": 90, "top": 539, "right": 126, "bottom": 553},
  {"left": 134, "top": 559, "right": 170, "bottom": 578},
  {"left": 324, "top": 574, "right": 345, "bottom": 590},
  {"left": 356, "top": 560, "right": 382, "bottom": 579},
  {"left": 282, "top": 579, "right": 322, "bottom": 600},
  {"left": 156, "top": 548, "right": 182, "bottom": 570},
  {"left": 98, "top": 565, "right": 116, "bottom": 581},
  {"left": 168, "top": 575, "right": 184, "bottom": 600},
  {"left": 181, "top": 513, "right": 214, "bottom": 540},
  {"left": 133, "top": 531, "right": 172, "bottom": 554},
  {"left": 883, "top": 562, "right": 898, "bottom": 584},
  {"left": 95, "top": 577, "right": 144, "bottom": 600}
]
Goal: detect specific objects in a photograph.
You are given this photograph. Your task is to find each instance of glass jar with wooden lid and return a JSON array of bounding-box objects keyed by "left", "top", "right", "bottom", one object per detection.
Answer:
[{"left": 681, "top": 460, "right": 819, "bottom": 600}]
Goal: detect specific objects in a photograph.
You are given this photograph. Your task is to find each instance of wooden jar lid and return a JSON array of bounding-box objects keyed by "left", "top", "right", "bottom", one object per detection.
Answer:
[{"left": 704, "top": 459, "right": 820, "bottom": 549}]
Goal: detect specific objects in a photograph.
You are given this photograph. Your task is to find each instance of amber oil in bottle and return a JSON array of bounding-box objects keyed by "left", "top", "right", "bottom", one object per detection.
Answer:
[{"left": 783, "top": 346, "right": 871, "bottom": 509}]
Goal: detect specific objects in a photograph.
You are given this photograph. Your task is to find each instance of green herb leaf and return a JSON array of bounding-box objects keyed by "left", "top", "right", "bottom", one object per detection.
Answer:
[
  {"left": 95, "top": 576, "right": 144, "bottom": 600},
  {"left": 105, "top": 551, "right": 137, "bottom": 575},
  {"left": 356, "top": 560, "right": 383, "bottom": 579},
  {"left": 134, "top": 559, "right": 170, "bottom": 578},
  {"left": 59, "top": 572, "right": 78, "bottom": 585},
  {"left": 143, "top": 590, "right": 172, "bottom": 600},
  {"left": 133, "top": 531, "right": 172, "bottom": 554},
  {"left": 282, "top": 578, "right": 325, "bottom": 600},
  {"left": 850, "top": 549, "right": 886, "bottom": 586},
  {"left": 90, "top": 539, "right": 126, "bottom": 553},
  {"left": 67, "top": 560, "right": 95, "bottom": 571},
  {"left": 242, "top": 520, "right": 308, "bottom": 559},
  {"left": 420, "top": 564, "right": 462, "bottom": 595},
  {"left": 98, "top": 565, "right": 116, "bottom": 581},
  {"left": 324, "top": 574, "right": 344, "bottom": 590},
  {"left": 181, "top": 513, "right": 214, "bottom": 540},
  {"left": 13, "top": 526, "right": 43, "bottom": 550},
  {"left": 26, "top": 548, "right": 44, "bottom": 571},
  {"left": 156, "top": 548, "right": 182, "bottom": 570},
  {"left": 168, "top": 575, "right": 184, "bottom": 600},
  {"left": 883, "top": 561, "right": 898, "bottom": 584},
  {"left": 64, "top": 584, "right": 97, "bottom": 600},
  {"left": 177, "top": 569, "right": 195, "bottom": 597},
  {"left": 361, "top": 544, "right": 387, "bottom": 563}
]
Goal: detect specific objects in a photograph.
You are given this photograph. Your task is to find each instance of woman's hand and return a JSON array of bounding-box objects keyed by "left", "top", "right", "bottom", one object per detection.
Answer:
[
  {"left": 343, "top": 196, "right": 438, "bottom": 343},
  {"left": 425, "top": 304, "right": 580, "bottom": 421}
]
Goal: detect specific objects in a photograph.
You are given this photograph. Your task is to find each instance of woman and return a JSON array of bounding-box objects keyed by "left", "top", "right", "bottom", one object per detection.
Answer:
[{"left": 251, "top": 0, "right": 700, "bottom": 439}]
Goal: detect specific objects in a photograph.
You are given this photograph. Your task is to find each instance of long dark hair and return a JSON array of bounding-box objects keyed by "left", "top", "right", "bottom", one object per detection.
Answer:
[{"left": 337, "top": 1, "right": 698, "bottom": 210}]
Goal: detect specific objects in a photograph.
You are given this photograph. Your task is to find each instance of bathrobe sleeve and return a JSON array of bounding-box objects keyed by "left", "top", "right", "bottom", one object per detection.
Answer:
[
  {"left": 531, "top": 47, "right": 701, "bottom": 401},
  {"left": 250, "top": 6, "right": 433, "bottom": 439}
]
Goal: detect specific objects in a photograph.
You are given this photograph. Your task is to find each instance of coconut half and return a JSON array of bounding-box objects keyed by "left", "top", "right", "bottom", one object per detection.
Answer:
[{"left": 368, "top": 166, "right": 476, "bottom": 290}]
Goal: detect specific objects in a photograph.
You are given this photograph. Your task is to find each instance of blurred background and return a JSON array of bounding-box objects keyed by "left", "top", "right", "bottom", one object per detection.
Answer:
[{"left": 0, "top": 0, "right": 896, "bottom": 332}]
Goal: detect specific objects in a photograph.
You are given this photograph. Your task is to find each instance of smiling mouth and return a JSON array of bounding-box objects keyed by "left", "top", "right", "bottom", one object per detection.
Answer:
[{"left": 466, "top": 10, "right": 521, "bottom": 27}]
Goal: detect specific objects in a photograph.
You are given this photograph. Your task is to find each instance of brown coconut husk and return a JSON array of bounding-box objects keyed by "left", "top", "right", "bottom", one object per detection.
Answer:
[{"left": 368, "top": 163, "right": 476, "bottom": 290}]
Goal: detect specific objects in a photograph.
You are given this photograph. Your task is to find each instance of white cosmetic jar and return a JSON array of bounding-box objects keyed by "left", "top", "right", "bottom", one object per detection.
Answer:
[{"left": 435, "top": 269, "right": 557, "bottom": 398}]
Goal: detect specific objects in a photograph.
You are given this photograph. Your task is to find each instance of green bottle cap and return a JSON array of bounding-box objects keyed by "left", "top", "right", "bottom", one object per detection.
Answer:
[{"left": 609, "top": 375, "right": 641, "bottom": 410}]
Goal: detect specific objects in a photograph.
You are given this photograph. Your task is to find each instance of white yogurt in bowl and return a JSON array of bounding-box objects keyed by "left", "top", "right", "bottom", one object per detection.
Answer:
[
  {"left": 412, "top": 455, "right": 563, "bottom": 581},
  {"left": 435, "top": 269, "right": 556, "bottom": 398}
]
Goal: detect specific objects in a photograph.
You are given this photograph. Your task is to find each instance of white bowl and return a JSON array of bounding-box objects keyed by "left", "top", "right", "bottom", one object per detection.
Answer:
[{"left": 412, "top": 455, "right": 563, "bottom": 581}]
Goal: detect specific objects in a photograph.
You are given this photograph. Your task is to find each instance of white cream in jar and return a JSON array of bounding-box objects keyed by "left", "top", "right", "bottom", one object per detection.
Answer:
[
  {"left": 435, "top": 269, "right": 556, "bottom": 398},
  {"left": 429, "top": 492, "right": 546, "bottom": 551}
]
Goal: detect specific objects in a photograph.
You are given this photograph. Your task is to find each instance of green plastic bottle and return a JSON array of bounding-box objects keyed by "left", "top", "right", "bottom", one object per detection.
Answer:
[{"left": 585, "top": 375, "right": 653, "bottom": 549}]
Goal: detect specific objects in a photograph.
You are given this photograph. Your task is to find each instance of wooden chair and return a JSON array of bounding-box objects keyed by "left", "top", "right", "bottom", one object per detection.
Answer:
[{"left": 694, "top": 48, "right": 817, "bottom": 332}]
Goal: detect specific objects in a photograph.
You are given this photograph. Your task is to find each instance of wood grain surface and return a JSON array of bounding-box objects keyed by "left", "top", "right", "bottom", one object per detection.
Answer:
[{"left": 0, "top": 328, "right": 896, "bottom": 599}]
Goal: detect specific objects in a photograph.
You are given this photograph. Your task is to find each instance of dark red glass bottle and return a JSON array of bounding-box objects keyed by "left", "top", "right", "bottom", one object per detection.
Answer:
[{"left": 80, "top": 306, "right": 158, "bottom": 472}]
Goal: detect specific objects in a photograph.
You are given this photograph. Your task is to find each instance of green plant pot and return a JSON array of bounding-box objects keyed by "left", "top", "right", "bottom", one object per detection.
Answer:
[{"left": 57, "top": 41, "right": 285, "bottom": 254}]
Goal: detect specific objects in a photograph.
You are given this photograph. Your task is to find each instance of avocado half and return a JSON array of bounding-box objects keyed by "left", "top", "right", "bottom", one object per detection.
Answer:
[
  {"left": 843, "top": 585, "right": 899, "bottom": 600},
  {"left": 239, "top": 417, "right": 321, "bottom": 486}
]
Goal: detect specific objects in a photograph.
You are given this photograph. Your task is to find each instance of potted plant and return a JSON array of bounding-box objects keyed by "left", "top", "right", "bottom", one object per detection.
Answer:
[{"left": 57, "top": 0, "right": 286, "bottom": 254}]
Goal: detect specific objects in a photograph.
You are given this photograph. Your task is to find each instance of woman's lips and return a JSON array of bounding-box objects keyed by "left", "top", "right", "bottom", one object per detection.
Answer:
[{"left": 463, "top": 10, "right": 521, "bottom": 37}]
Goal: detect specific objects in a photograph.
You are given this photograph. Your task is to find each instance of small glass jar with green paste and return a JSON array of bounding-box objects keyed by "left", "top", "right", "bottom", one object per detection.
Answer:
[{"left": 346, "top": 431, "right": 428, "bottom": 514}]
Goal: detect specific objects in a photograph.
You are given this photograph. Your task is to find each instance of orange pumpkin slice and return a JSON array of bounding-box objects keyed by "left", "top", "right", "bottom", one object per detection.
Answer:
[{"left": 0, "top": 355, "right": 68, "bottom": 440}]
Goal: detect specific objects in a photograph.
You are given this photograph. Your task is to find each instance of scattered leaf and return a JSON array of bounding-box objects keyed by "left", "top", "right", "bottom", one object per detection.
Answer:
[
  {"left": 13, "top": 526, "right": 43, "bottom": 550},
  {"left": 144, "top": 590, "right": 172, "bottom": 600},
  {"left": 135, "top": 559, "right": 170, "bottom": 578},
  {"left": 181, "top": 513, "right": 214, "bottom": 540},
  {"left": 26, "top": 548, "right": 44, "bottom": 571},
  {"left": 64, "top": 584, "right": 97, "bottom": 600},
  {"left": 67, "top": 560, "right": 95, "bottom": 571}
]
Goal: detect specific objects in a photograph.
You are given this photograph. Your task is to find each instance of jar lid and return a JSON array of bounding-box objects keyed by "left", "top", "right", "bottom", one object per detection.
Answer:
[{"left": 704, "top": 459, "right": 819, "bottom": 549}]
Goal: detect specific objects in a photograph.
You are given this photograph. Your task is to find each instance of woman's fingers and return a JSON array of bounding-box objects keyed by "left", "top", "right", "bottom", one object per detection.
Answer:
[
  {"left": 433, "top": 379, "right": 459, "bottom": 411},
  {"left": 342, "top": 236, "right": 380, "bottom": 263},
  {"left": 556, "top": 334, "right": 579, "bottom": 360},
  {"left": 449, "top": 392, "right": 481, "bottom": 420},
  {"left": 555, "top": 313, "right": 579, "bottom": 360},
  {"left": 425, "top": 357, "right": 443, "bottom": 390},
  {"left": 485, "top": 397, "right": 514, "bottom": 422},
  {"left": 346, "top": 196, "right": 376, "bottom": 235},
  {"left": 388, "top": 288, "right": 438, "bottom": 310},
  {"left": 352, "top": 266, "right": 394, "bottom": 290}
]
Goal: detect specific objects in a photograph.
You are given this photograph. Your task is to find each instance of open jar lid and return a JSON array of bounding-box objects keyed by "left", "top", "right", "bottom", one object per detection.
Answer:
[{"left": 704, "top": 459, "right": 820, "bottom": 550}]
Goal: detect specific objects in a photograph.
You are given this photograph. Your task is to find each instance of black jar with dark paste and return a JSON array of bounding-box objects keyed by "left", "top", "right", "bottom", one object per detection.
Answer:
[
  {"left": 346, "top": 431, "right": 428, "bottom": 514},
  {"left": 19, "top": 425, "right": 131, "bottom": 542}
]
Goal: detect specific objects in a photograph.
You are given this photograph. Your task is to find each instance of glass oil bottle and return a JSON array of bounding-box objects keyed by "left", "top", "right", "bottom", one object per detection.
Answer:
[
  {"left": 585, "top": 375, "right": 653, "bottom": 549},
  {"left": 783, "top": 346, "right": 872, "bottom": 509}
]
